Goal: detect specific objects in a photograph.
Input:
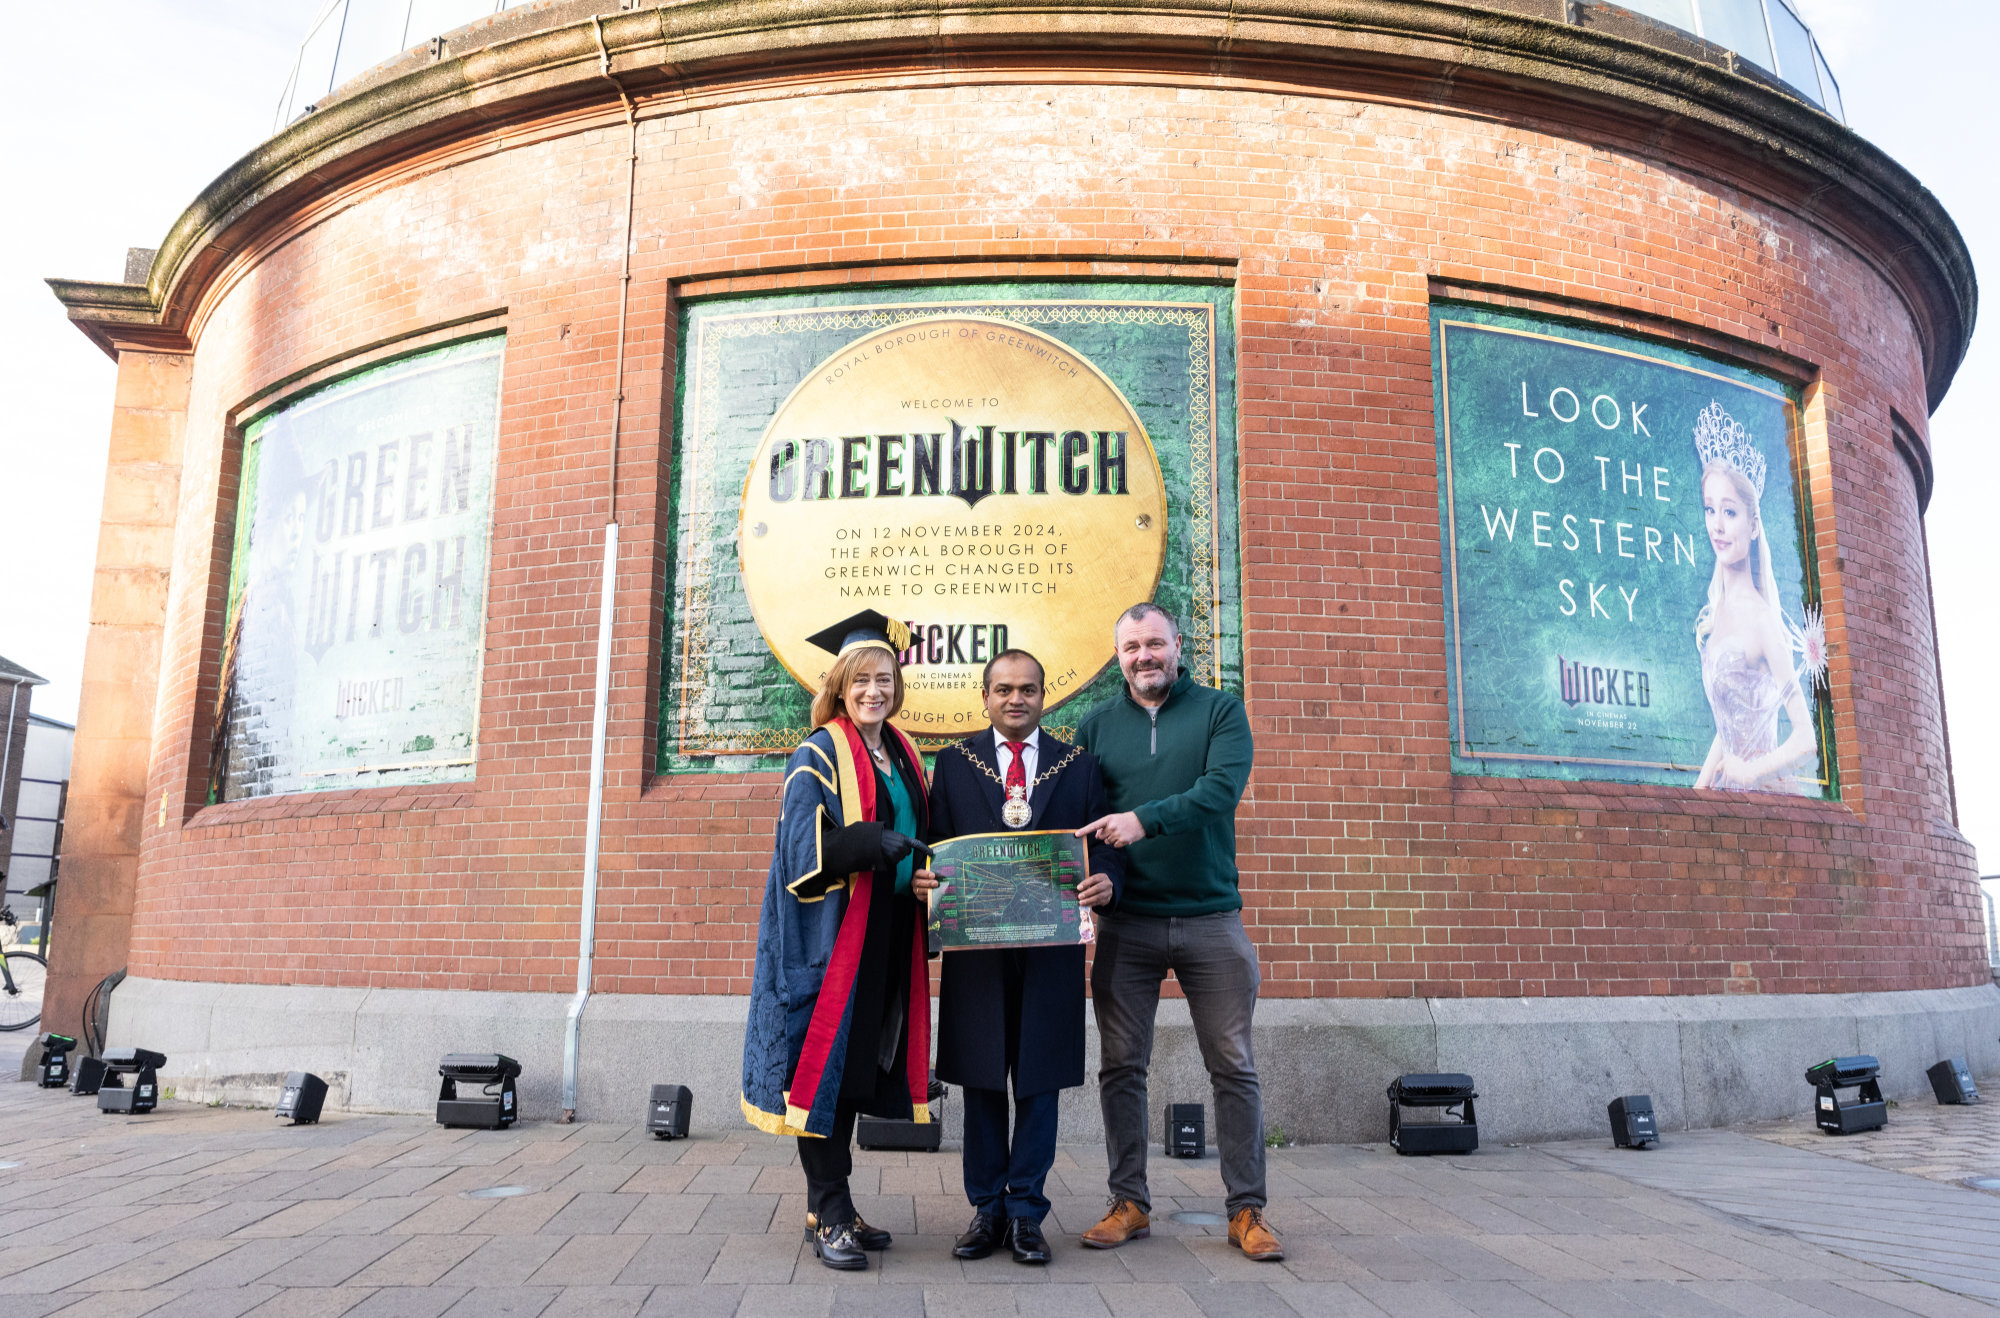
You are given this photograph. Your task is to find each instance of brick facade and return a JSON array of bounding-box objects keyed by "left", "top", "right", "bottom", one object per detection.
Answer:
[{"left": 51, "top": 7, "right": 1983, "bottom": 1032}]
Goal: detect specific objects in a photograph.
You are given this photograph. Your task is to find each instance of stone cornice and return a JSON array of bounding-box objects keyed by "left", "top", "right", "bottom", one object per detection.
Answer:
[{"left": 46, "top": 0, "right": 1976, "bottom": 408}]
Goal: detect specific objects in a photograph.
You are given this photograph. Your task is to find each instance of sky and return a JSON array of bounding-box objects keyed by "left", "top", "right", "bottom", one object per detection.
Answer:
[{"left": 0, "top": 2, "right": 1993, "bottom": 873}]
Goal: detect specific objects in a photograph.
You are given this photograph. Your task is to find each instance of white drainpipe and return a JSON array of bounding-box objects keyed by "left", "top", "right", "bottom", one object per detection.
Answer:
[{"left": 562, "top": 16, "right": 640, "bottom": 1121}]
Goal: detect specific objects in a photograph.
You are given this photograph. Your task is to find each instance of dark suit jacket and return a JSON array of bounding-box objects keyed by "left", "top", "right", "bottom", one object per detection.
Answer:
[{"left": 927, "top": 730, "right": 1124, "bottom": 1095}]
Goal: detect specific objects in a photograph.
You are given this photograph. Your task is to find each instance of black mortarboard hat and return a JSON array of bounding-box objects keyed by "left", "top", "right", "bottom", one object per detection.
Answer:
[{"left": 805, "top": 609, "right": 913, "bottom": 658}]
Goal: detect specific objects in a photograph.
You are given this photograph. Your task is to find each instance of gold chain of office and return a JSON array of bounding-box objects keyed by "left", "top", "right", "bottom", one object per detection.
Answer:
[{"left": 952, "top": 744, "right": 1080, "bottom": 796}]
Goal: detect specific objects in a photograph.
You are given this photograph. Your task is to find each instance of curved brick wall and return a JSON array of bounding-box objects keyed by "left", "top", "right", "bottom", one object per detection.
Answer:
[{"left": 58, "top": 6, "right": 1982, "bottom": 1035}]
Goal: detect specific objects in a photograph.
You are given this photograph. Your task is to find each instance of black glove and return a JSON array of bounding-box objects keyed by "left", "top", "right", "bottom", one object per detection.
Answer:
[{"left": 878, "top": 829, "right": 923, "bottom": 869}]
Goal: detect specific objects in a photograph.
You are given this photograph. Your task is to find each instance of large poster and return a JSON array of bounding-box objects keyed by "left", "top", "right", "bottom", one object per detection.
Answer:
[
  {"left": 218, "top": 337, "right": 503, "bottom": 799},
  {"left": 663, "top": 283, "right": 1240, "bottom": 770},
  {"left": 1432, "top": 306, "right": 1833, "bottom": 795}
]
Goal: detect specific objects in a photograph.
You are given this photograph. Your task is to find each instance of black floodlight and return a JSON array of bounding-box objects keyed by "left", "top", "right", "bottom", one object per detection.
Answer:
[
  {"left": 1388, "top": 1073, "right": 1478, "bottom": 1155},
  {"left": 1165, "top": 1103, "right": 1206, "bottom": 1158},
  {"left": 97, "top": 1047, "right": 167, "bottom": 1114},
  {"left": 1927, "top": 1058, "right": 1980, "bottom": 1105},
  {"left": 1805, "top": 1056, "right": 1881, "bottom": 1088},
  {"left": 71, "top": 1055, "right": 107, "bottom": 1096},
  {"left": 436, "top": 1054, "right": 520, "bottom": 1129},
  {"left": 855, "top": 1115, "right": 942, "bottom": 1150},
  {"left": 276, "top": 1072, "right": 329, "bottom": 1125},
  {"left": 858, "top": 1073, "right": 946, "bottom": 1150},
  {"left": 646, "top": 1084, "right": 692, "bottom": 1139},
  {"left": 1607, "top": 1094, "right": 1658, "bottom": 1148},
  {"left": 1806, "top": 1055, "right": 1885, "bottom": 1135},
  {"left": 37, "top": 1033, "right": 77, "bottom": 1089}
]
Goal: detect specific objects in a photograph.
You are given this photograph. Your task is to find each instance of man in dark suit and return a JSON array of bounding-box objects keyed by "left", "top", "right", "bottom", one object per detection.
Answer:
[{"left": 914, "top": 649, "right": 1122, "bottom": 1265}]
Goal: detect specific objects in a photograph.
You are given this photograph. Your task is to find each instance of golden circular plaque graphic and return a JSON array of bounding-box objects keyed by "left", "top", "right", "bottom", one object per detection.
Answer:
[{"left": 738, "top": 316, "right": 1169, "bottom": 738}]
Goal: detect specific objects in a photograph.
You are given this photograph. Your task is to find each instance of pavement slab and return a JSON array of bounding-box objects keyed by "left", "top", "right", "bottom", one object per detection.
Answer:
[
  {"left": 1547, "top": 1127, "right": 2000, "bottom": 1303},
  {"left": 8, "top": 1071, "right": 2000, "bottom": 1315}
]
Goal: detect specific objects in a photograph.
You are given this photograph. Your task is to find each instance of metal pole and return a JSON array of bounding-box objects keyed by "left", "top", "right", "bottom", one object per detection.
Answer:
[
  {"left": 561, "top": 16, "right": 641, "bottom": 1121},
  {"left": 561, "top": 522, "right": 619, "bottom": 1119}
]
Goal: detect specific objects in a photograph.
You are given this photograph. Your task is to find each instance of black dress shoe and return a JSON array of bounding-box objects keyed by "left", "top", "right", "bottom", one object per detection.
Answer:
[
  {"left": 1008, "top": 1217, "right": 1052, "bottom": 1265},
  {"left": 812, "top": 1221, "right": 869, "bottom": 1271},
  {"left": 806, "top": 1213, "right": 890, "bottom": 1250},
  {"left": 953, "top": 1211, "right": 1007, "bottom": 1259}
]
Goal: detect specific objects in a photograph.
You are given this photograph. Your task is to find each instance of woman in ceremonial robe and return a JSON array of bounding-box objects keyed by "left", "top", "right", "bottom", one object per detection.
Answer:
[{"left": 741, "top": 610, "right": 932, "bottom": 1271}]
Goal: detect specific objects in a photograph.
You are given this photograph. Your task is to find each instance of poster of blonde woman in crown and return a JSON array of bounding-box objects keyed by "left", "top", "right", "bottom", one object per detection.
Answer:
[
  {"left": 1430, "top": 305, "right": 1833, "bottom": 796},
  {"left": 1689, "top": 402, "right": 1826, "bottom": 794}
]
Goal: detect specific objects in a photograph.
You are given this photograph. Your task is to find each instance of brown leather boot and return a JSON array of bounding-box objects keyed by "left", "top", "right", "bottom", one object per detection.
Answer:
[
  {"left": 1228, "top": 1206, "right": 1284, "bottom": 1261},
  {"left": 1081, "top": 1197, "right": 1151, "bottom": 1249}
]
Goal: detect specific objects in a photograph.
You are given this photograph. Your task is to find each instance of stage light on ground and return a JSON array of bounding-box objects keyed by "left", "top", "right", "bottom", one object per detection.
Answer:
[
  {"left": 858, "top": 1073, "right": 946, "bottom": 1150},
  {"left": 1389, "top": 1073, "right": 1479, "bottom": 1155},
  {"left": 96, "top": 1048, "right": 166, "bottom": 1114},
  {"left": 1607, "top": 1094, "right": 1658, "bottom": 1148},
  {"left": 1927, "top": 1058, "right": 1980, "bottom": 1105},
  {"left": 71, "top": 1056, "right": 106, "bottom": 1096},
  {"left": 37, "top": 1033, "right": 76, "bottom": 1089},
  {"left": 276, "top": 1072, "right": 329, "bottom": 1124},
  {"left": 436, "top": 1054, "right": 520, "bottom": 1129},
  {"left": 1806, "top": 1055, "right": 1886, "bottom": 1135},
  {"left": 646, "top": 1084, "right": 692, "bottom": 1139},
  {"left": 1165, "top": 1103, "right": 1206, "bottom": 1158}
]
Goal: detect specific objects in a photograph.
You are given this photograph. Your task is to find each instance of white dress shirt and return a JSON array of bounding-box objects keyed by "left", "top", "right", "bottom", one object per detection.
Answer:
[{"left": 992, "top": 726, "right": 1040, "bottom": 791}]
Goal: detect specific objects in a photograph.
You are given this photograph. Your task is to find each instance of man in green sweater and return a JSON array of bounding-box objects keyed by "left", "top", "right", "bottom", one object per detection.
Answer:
[{"left": 1073, "top": 603, "right": 1281, "bottom": 1262}]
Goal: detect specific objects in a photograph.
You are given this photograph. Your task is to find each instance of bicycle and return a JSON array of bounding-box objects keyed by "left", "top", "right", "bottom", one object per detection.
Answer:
[{"left": 0, "top": 906, "right": 46, "bottom": 1031}]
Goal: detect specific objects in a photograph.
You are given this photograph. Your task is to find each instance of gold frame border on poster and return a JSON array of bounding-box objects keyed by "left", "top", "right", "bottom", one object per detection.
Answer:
[
  {"left": 1436, "top": 318, "right": 1828, "bottom": 786},
  {"left": 670, "top": 297, "right": 1222, "bottom": 758}
]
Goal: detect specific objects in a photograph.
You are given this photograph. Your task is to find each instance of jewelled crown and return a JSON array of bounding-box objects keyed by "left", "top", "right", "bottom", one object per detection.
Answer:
[{"left": 1692, "top": 400, "right": 1766, "bottom": 498}]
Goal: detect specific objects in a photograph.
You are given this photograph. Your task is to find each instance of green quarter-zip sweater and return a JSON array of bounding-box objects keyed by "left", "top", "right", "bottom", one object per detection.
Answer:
[{"left": 1074, "top": 669, "right": 1254, "bottom": 917}]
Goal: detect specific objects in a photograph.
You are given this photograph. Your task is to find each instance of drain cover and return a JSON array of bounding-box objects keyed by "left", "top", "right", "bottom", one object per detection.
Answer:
[
  {"left": 1965, "top": 1177, "right": 2000, "bottom": 1193},
  {"left": 1169, "top": 1210, "right": 1227, "bottom": 1226},
  {"left": 465, "top": 1185, "right": 532, "bottom": 1199}
]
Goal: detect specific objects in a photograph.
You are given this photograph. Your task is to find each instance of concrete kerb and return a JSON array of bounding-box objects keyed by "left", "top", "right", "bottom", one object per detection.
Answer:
[{"left": 105, "top": 975, "right": 2000, "bottom": 1143}]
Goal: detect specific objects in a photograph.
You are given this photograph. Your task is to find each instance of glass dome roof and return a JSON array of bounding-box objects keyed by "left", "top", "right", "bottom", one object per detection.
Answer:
[
  {"left": 1616, "top": 0, "right": 1843, "bottom": 118},
  {"left": 274, "top": 0, "right": 530, "bottom": 133},
  {"left": 273, "top": 0, "right": 1843, "bottom": 133}
]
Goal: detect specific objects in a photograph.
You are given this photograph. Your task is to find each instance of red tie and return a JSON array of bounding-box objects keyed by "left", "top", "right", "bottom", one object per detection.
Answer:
[{"left": 1004, "top": 740, "right": 1027, "bottom": 795}]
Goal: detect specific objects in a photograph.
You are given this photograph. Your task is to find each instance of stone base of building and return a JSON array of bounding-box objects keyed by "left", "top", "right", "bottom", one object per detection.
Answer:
[{"left": 107, "top": 976, "right": 2000, "bottom": 1145}]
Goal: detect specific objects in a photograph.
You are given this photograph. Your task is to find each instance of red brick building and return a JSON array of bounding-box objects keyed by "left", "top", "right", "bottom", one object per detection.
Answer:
[{"left": 46, "top": 0, "right": 1983, "bottom": 1140}]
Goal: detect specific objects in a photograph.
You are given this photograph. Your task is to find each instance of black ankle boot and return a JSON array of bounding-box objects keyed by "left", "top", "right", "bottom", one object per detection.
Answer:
[
  {"left": 812, "top": 1221, "right": 869, "bottom": 1271},
  {"left": 806, "top": 1212, "right": 891, "bottom": 1250}
]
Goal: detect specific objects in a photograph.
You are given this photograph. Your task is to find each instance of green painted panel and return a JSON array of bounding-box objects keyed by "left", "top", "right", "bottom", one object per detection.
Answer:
[
  {"left": 661, "top": 282, "right": 1240, "bottom": 772},
  {"left": 1433, "top": 304, "right": 1833, "bottom": 796}
]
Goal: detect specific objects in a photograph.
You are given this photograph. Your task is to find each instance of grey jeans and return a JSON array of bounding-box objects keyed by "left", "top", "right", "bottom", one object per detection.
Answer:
[{"left": 1090, "top": 909, "right": 1265, "bottom": 1215}]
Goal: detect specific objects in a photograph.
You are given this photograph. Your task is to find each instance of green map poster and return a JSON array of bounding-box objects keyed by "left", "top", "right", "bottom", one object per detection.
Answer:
[
  {"left": 1431, "top": 305, "right": 1833, "bottom": 796},
  {"left": 928, "top": 831, "right": 1090, "bottom": 951},
  {"left": 662, "top": 282, "right": 1240, "bottom": 772}
]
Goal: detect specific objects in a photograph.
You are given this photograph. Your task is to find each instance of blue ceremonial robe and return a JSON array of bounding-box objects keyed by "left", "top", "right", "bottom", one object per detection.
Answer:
[{"left": 741, "top": 717, "right": 932, "bottom": 1138}]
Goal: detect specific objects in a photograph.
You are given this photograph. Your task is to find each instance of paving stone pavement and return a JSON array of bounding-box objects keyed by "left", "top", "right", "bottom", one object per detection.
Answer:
[
  {"left": 1744, "top": 1091, "right": 2000, "bottom": 1189},
  {"left": 4, "top": 1070, "right": 1998, "bottom": 1317},
  {"left": 1550, "top": 1127, "right": 2000, "bottom": 1306}
]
